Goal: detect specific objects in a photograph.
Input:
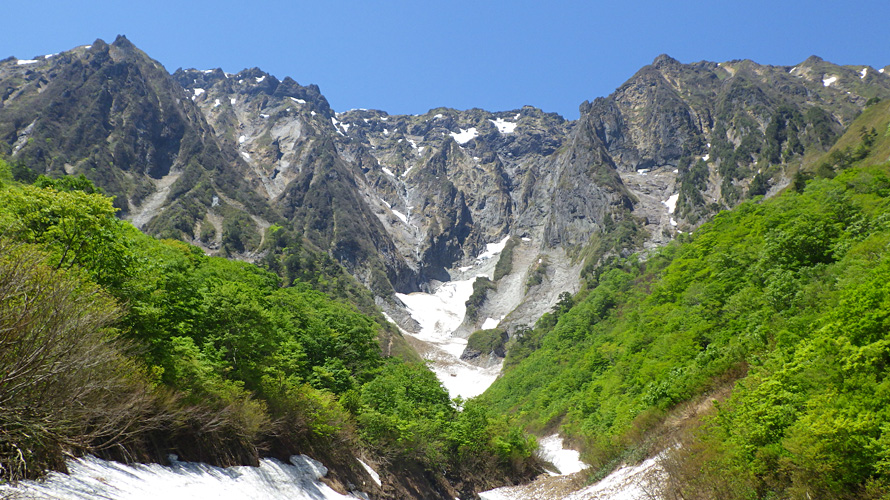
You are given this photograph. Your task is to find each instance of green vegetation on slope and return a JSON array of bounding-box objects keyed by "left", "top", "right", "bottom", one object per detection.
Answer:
[
  {"left": 482, "top": 115, "right": 890, "bottom": 498},
  {"left": 493, "top": 237, "right": 519, "bottom": 281},
  {"left": 0, "top": 171, "right": 539, "bottom": 493}
]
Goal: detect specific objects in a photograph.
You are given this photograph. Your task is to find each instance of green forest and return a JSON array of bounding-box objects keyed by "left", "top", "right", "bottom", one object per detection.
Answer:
[
  {"left": 0, "top": 161, "right": 539, "bottom": 495},
  {"left": 483, "top": 102, "right": 890, "bottom": 499}
]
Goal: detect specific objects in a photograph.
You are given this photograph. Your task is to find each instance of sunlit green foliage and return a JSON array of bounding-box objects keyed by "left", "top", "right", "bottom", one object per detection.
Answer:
[{"left": 483, "top": 160, "right": 890, "bottom": 497}]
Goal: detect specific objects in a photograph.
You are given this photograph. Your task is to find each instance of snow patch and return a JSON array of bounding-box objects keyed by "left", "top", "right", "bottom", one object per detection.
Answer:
[
  {"left": 861, "top": 67, "right": 869, "bottom": 79},
  {"left": 702, "top": 153, "right": 710, "bottom": 161},
  {"left": 0, "top": 454, "right": 356, "bottom": 500},
  {"left": 192, "top": 88, "right": 205, "bottom": 98},
  {"left": 562, "top": 455, "right": 663, "bottom": 500},
  {"left": 670, "top": 217, "right": 678, "bottom": 227},
  {"left": 357, "top": 459, "right": 381, "bottom": 487},
  {"left": 450, "top": 127, "right": 478, "bottom": 144},
  {"left": 663, "top": 193, "right": 679, "bottom": 214},
  {"left": 823, "top": 75, "right": 838, "bottom": 87},
  {"left": 230, "top": 98, "right": 237, "bottom": 105},
  {"left": 16, "top": 59, "right": 39, "bottom": 65},
  {"left": 239, "top": 135, "right": 247, "bottom": 143},
  {"left": 240, "top": 151, "right": 251, "bottom": 161},
  {"left": 398, "top": 279, "right": 478, "bottom": 344},
  {"left": 213, "top": 98, "right": 221, "bottom": 108},
  {"left": 392, "top": 209, "right": 408, "bottom": 224},
  {"left": 401, "top": 166, "right": 413, "bottom": 177},
  {"left": 521, "top": 237, "right": 531, "bottom": 242},
  {"left": 255, "top": 75, "right": 266, "bottom": 83},
  {"left": 260, "top": 113, "right": 270, "bottom": 119},
  {"left": 397, "top": 276, "right": 499, "bottom": 398},
  {"left": 881, "top": 68, "right": 886, "bottom": 74},
  {"left": 311, "top": 111, "right": 317, "bottom": 116},
  {"left": 434, "top": 113, "right": 443, "bottom": 119},
  {"left": 290, "top": 97, "right": 307, "bottom": 104},
  {"left": 381, "top": 167, "right": 395, "bottom": 177},
  {"left": 476, "top": 236, "right": 511, "bottom": 261},
  {"left": 481, "top": 317, "right": 501, "bottom": 330},
  {"left": 538, "top": 435, "right": 589, "bottom": 476},
  {"left": 490, "top": 117, "right": 517, "bottom": 134}
]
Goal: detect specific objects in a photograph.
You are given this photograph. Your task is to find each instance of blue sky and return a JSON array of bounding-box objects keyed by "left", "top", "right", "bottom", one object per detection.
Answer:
[{"left": 5, "top": 1, "right": 890, "bottom": 119}]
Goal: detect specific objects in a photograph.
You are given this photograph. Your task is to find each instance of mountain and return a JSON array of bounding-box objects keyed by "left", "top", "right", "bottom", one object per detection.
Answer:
[
  {"left": 480, "top": 97, "right": 890, "bottom": 499},
  {"left": 3, "top": 36, "right": 890, "bottom": 339},
  {"left": 4, "top": 36, "right": 890, "bottom": 499}
]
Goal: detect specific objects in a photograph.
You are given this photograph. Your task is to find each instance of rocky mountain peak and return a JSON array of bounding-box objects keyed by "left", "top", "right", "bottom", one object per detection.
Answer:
[
  {"left": 111, "top": 34, "right": 136, "bottom": 51},
  {"left": 652, "top": 53, "right": 681, "bottom": 67}
]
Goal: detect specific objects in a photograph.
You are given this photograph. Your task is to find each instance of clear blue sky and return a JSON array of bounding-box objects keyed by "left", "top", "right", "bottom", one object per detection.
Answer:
[{"left": 5, "top": 1, "right": 890, "bottom": 119}]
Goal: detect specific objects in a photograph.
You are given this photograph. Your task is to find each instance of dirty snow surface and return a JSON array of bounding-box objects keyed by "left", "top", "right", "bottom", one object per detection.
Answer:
[
  {"left": 480, "top": 449, "right": 664, "bottom": 500},
  {"left": 0, "top": 454, "right": 362, "bottom": 500}
]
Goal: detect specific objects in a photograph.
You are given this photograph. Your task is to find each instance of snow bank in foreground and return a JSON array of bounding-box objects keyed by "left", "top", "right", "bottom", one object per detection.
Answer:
[{"left": 0, "top": 454, "right": 360, "bottom": 500}]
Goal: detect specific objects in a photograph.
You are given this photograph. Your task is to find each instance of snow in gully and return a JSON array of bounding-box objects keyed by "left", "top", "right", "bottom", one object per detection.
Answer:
[{"left": 395, "top": 236, "right": 511, "bottom": 399}]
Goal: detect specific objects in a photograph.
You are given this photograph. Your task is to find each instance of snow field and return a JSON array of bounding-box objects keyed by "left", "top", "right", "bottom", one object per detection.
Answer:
[
  {"left": 0, "top": 454, "right": 362, "bottom": 500},
  {"left": 394, "top": 235, "right": 512, "bottom": 399}
]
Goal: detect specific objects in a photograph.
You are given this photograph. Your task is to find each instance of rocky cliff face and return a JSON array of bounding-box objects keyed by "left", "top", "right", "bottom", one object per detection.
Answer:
[
  {"left": 3, "top": 39, "right": 889, "bottom": 331},
  {"left": 579, "top": 54, "right": 890, "bottom": 237},
  {"left": 0, "top": 36, "right": 276, "bottom": 258}
]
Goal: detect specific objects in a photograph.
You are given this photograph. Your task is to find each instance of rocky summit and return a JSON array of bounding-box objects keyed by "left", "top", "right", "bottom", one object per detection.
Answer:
[{"left": 3, "top": 36, "right": 890, "bottom": 339}]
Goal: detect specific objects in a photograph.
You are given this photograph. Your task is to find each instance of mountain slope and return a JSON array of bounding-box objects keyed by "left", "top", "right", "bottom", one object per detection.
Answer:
[
  {"left": 0, "top": 36, "right": 280, "bottom": 261},
  {"left": 480, "top": 100, "right": 890, "bottom": 498}
]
